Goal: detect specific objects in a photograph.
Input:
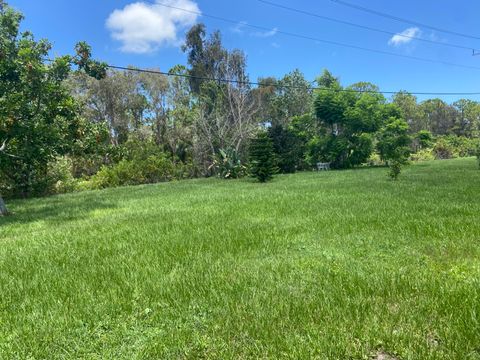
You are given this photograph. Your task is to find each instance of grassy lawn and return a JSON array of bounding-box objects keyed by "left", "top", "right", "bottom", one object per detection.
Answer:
[{"left": 1, "top": 158, "right": 479, "bottom": 359}]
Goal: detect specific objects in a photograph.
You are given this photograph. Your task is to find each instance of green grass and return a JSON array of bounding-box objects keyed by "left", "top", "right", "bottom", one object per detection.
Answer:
[{"left": 1, "top": 158, "right": 480, "bottom": 359}]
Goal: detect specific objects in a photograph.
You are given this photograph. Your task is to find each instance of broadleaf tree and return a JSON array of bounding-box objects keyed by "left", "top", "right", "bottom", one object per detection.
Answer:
[{"left": 0, "top": 1, "right": 106, "bottom": 212}]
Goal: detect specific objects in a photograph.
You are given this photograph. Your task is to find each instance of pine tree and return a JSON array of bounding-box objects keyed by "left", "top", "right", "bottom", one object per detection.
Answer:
[{"left": 249, "top": 132, "right": 277, "bottom": 183}]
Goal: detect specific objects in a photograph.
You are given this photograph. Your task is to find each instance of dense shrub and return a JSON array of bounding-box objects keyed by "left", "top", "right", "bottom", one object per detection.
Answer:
[
  {"left": 416, "top": 130, "right": 434, "bottom": 149},
  {"left": 410, "top": 149, "right": 435, "bottom": 162},
  {"left": 432, "top": 138, "right": 454, "bottom": 159},
  {"left": 366, "top": 153, "right": 383, "bottom": 167},
  {"left": 88, "top": 155, "right": 180, "bottom": 189},
  {"left": 47, "top": 157, "right": 78, "bottom": 194},
  {"left": 432, "top": 136, "right": 477, "bottom": 159}
]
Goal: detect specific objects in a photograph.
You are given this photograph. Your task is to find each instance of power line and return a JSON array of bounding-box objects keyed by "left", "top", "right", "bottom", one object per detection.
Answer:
[
  {"left": 329, "top": 0, "right": 480, "bottom": 41},
  {"left": 43, "top": 57, "right": 480, "bottom": 95},
  {"left": 106, "top": 64, "right": 480, "bottom": 96},
  {"left": 154, "top": 2, "right": 480, "bottom": 72},
  {"left": 257, "top": 0, "right": 476, "bottom": 52}
]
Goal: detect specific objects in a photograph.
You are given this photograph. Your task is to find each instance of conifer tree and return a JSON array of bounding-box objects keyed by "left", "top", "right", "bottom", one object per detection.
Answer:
[{"left": 249, "top": 132, "right": 277, "bottom": 182}]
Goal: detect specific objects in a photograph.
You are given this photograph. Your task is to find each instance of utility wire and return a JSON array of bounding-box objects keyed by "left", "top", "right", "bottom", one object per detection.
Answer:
[
  {"left": 329, "top": 0, "right": 480, "bottom": 41},
  {"left": 154, "top": 2, "right": 480, "bottom": 72},
  {"left": 43, "top": 58, "right": 480, "bottom": 95},
  {"left": 105, "top": 64, "right": 480, "bottom": 96},
  {"left": 257, "top": 0, "right": 476, "bottom": 52}
]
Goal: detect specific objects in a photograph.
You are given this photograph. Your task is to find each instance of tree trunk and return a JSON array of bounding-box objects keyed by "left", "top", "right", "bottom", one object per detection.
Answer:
[{"left": 0, "top": 195, "right": 9, "bottom": 216}]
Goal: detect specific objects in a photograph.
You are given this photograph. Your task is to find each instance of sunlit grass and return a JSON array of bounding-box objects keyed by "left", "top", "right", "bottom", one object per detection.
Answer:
[{"left": 1, "top": 158, "right": 479, "bottom": 359}]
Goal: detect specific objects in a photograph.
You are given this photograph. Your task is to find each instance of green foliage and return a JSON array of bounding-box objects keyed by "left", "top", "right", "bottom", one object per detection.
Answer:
[
  {"left": 0, "top": 3, "right": 105, "bottom": 198},
  {"left": 432, "top": 137, "right": 454, "bottom": 159},
  {"left": 388, "top": 160, "right": 402, "bottom": 180},
  {"left": 46, "top": 157, "right": 77, "bottom": 194},
  {"left": 313, "top": 77, "right": 392, "bottom": 169},
  {"left": 376, "top": 118, "right": 411, "bottom": 179},
  {"left": 377, "top": 118, "right": 411, "bottom": 163},
  {"left": 416, "top": 130, "right": 434, "bottom": 149},
  {"left": 249, "top": 132, "right": 277, "bottom": 182},
  {"left": 410, "top": 149, "right": 435, "bottom": 162},
  {"left": 314, "top": 89, "right": 345, "bottom": 127},
  {"left": 439, "top": 135, "right": 478, "bottom": 158},
  {"left": 89, "top": 155, "right": 177, "bottom": 189},
  {"left": 268, "top": 124, "right": 303, "bottom": 173},
  {"left": 209, "top": 148, "right": 247, "bottom": 179},
  {"left": 87, "top": 138, "right": 193, "bottom": 189}
]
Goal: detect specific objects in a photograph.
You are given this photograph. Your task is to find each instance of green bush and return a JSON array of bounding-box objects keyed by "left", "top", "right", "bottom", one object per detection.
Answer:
[
  {"left": 432, "top": 136, "right": 477, "bottom": 159},
  {"left": 433, "top": 138, "right": 454, "bottom": 159},
  {"left": 47, "top": 157, "right": 78, "bottom": 194},
  {"left": 89, "top": 155, "right": 177, "bottom": 189},
  {"left": 366, "top": 153, "right": 383, "bottom": 167},
  {"left": 410, "top": 149, "right": 435, "bottom": 162},
  {"left": 388, "top": 160, "right": 402, "bottom": 180},
  {"left": 416, "top": 130, "right": 434, "bottom": 149}
]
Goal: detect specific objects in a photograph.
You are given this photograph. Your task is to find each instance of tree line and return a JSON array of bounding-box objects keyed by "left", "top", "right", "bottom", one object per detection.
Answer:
[{"left": 1, "top": 2, "right": 479, "bottom": 215}]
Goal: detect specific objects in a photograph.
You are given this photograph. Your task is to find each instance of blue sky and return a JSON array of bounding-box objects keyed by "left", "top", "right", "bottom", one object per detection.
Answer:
[{"left": 9, "top": 0, "right": 480, "bottom": 102}]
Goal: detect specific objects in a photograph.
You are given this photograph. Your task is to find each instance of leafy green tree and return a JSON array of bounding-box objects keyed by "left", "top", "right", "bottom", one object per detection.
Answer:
[
  {"left": 268, "top": 124, "right": 303, "bottom": 173},
  {"left": 393, "top": 91, "right": 420, "bottom": 133},
  {"left": 249, "top": 132, "right": 277, "bottom": 182},
  {"left": 376, "top": 118, "right": 411, "bottom": 180},
  {"left": 273, "top": 69, "right": 313, "bottom": 126},
  {"left": 254, "top": 70, "right": 313, "bottom": 128},
  {"left": 316, "top": 69, "right": 339, "bottom": 89},
  {"left": 452, "top": 99, "right": 480, "bottom": 137},
  {"left": 418, "top": 99, "right": 456, "bottom": 135},
  {"left": 313, "top": 75, "right": 388, "bottom": 168},
  {"left": 416, "top": 130, "right": 434, "bottom": 149},
  {"left": 182, "top": 23, "right": 227, "bottom": 94},
  {"left": 0, "top": 1, "right": 106, "bottom": 202},
  {"left": 69, "top": 69, "right": 144, "bottom": 146}
]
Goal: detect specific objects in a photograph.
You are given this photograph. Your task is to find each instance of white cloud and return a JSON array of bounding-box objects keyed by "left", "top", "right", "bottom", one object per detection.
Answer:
[
  {"left": 231, "top": 21, "right": 248, "bottom": 34},
  {"left": 106, "top": 0, "right": 201, "bottom": 54},
  {"left": 253, "top": 27, "right": 278, "bottom": 38},
  {"left": 388, "top": 27, "right": 421, "bottom": 46},
  {"left": 230, "top": 21, "right": 278, "bottom": 38}
]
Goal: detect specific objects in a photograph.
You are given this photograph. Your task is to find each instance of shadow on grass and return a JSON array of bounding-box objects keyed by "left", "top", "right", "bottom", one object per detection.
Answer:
[{"left": 0, "top": 191, "right": 118, "bottom": 227}]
